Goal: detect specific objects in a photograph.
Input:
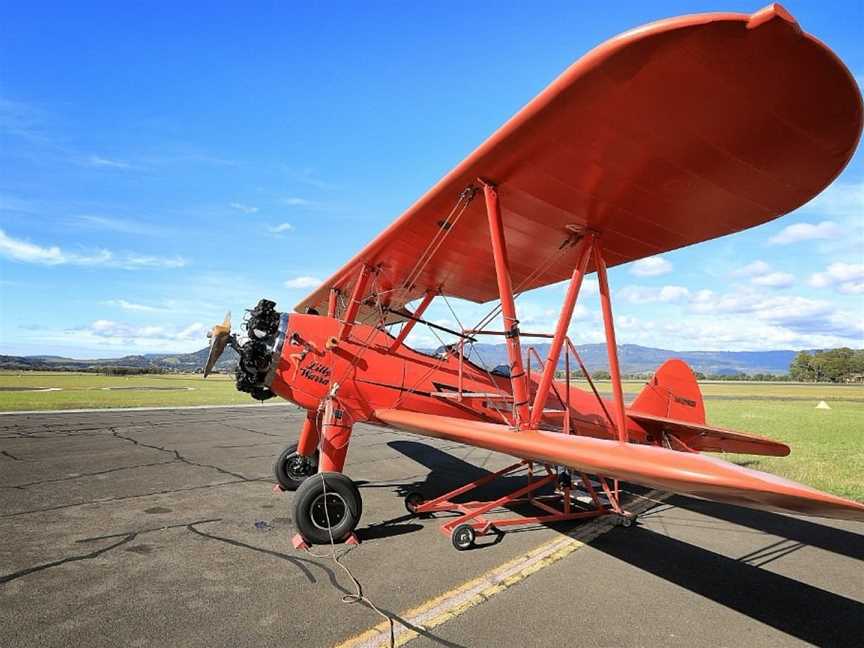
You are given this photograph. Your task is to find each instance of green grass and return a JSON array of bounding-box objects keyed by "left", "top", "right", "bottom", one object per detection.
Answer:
[
  {"left": 0, "top": 372, "right": 253, "bottom": 410},
  {"left": 706, "top": 399, "right": 864, "bottom": 501},
  {"left": 579, "top": 378, "right": 864, "bottom": 400},
  {"left": 2, "top": 372, "right": 861, "bottom": 500}
]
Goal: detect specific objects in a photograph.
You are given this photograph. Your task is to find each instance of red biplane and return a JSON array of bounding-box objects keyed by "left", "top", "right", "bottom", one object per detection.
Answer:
[{"left": 205, "top": 4, "right": 864, "bottom": 549}]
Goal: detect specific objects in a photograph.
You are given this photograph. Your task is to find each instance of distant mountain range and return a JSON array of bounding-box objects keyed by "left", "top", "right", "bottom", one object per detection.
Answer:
[
  {"left": 0, "top": 343, "right": 798, "bottom": 376},
  {"left": 0, "top": 346, "right": 240, "bottom": 373},
  {"left": 463, "top": 343, "right": 797, "bottom": 376}
]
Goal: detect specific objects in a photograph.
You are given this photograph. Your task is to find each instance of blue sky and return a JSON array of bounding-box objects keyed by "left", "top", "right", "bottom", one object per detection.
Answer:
[{"left": 1, "top": 1, "right": 862, "bottom": 358}]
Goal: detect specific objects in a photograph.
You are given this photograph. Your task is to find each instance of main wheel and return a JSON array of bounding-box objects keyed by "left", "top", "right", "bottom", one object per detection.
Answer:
[
  {"left": 274, "top": 443, "right": 319, "bottom": 491},
  {"left": 293, "top": 472, "right": 362, "bottom": 545}
]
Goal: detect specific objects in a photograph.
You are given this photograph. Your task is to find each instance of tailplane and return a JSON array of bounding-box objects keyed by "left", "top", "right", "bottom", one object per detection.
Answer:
[{"left": 629, "top": 359, "right": 788, "bottom": 457}]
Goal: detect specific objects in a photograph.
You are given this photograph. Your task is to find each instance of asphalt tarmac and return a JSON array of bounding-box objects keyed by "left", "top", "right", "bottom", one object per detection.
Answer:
[{"left": 1, "top": 407, "right": 861, "bottom": 647}]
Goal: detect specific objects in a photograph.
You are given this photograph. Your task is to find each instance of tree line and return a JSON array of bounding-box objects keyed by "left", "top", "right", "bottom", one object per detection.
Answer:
[
  {"left": 555, "top": 347, "right": 864, "bottom": 383},
  {"left": 789, "top": 348, "right": 864, "bottom": 383}
]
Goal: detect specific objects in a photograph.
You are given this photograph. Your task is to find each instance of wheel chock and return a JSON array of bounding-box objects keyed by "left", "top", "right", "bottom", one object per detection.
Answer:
[{"left": 292, "top": 534, "right": 310, "bottom": 551}]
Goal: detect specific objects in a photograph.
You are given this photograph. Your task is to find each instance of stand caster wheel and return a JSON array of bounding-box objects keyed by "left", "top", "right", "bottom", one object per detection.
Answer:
[
  {"left": 274, "top": 443, "right": 319, "bottom": 491},
  {"left": 451, "top": 524, "right": 476, "bottom": 551},
  {"left": 293, "top": 472, "right": 362, "bottom": 545},
  {"left": 404, "top": 491, "right": 426, "bottom": 515},
  {"left": 618, "top": 514, "right": 636, "bottom": 528}
]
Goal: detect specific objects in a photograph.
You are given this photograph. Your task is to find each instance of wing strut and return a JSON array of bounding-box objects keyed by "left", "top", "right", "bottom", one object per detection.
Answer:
[
  {"left": 529, "top": 233, "right": 594, "bottom": 427},
  {"left": 593, "top": 239, "right": 628, "bottom": 444},
  {"left": 336, "top": 264, "right": 373, "bottom": 342},
  {"left": 481, "top": 180, "right": 531, "bottom": 427},
  {"left": 388, "top": 290, "right": 436, "bottom": 350}
]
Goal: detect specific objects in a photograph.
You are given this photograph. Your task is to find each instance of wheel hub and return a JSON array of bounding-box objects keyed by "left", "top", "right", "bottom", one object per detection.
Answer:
[
  {"left": 285, "top": 455, "right": 314, "bottom": 481},
  {"left": 310, "top": 493, "right": 347, "bottom": 530}
]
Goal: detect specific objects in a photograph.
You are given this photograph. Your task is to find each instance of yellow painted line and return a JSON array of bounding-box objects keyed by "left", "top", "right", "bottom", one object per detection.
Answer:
[{"left": 335, "top": 490, "right": 665, "bottom": 648}]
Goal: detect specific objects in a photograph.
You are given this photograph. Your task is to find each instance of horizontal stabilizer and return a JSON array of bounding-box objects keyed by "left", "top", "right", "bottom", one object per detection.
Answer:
[
  {"left": 374, "top": 409, "right": 864, "bottom": 522},
  {"left": 628, "top": 412, "right": 790, "bottom": 457}
]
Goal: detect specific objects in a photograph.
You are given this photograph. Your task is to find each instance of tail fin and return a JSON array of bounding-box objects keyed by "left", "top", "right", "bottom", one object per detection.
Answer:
[
  {"left": 631, "top": 358, "right": 705, "bottom": 424},
  {"left": 629, "top": 359, "right": 789, "bottom": 457}
]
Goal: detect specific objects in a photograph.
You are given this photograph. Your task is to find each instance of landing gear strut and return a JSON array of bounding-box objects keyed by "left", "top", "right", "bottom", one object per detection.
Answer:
[
  {"left": 274, "top": 443, "right": 319, "bottom": 491},
  {"left": 293, "top": 472, "right": 362, "bottom": 545}
]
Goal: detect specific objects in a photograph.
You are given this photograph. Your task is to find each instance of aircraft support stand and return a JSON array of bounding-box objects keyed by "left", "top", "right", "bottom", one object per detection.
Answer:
[{"left": 405, "top": 461, "right": 618, "bottom": 550}]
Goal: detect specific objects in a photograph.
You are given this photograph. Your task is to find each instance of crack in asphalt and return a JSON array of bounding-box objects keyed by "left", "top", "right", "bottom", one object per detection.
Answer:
[
  {"left": 186, "top": 525, "right": 320, "bottom": 584},
  {"left": 0, "top": 518, "right": 223, "bottom": 585},
  {"left": 0, "top": 535, "right": 137, "bottom": 585},
  {"left": 0, "top": 479, "right": 255, "bottom": 519},
  {"left": 109, "top": 428, "right": 253, "bottom": 481},
  {"left": 0, "top": 460, "right": 178, "bottom": 490},
  {"left": 1, "top": 450, "right": 22, "bottom": 461}
]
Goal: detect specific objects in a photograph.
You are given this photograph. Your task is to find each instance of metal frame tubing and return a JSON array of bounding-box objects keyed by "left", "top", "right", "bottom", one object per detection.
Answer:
[
  {"left": 296, "top": 410, "right": 320, "bottom": 457},
  {"left": 337, "top": 264, "right": 373, "bottom": 341},
  {"left": 414, "top": 461, "right": 613, "bottom": 538},
  {"left": 481, "top": 182, "right": 531, "bottom": 427},
  {"left": 390, "top": 290, "right": 435, "bottom": 350},
  {"left": 592, "top": 240, "right": 628, "bottom": 443},
  {"left": 327, "top": 288, "right": 340, "bottom": 318},
  {"left": 529, "top": 234, "right": 594, "bottom": 427}
]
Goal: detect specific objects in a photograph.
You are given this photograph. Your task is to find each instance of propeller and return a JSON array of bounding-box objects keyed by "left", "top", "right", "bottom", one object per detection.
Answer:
[{"left": 203, "top": 311, "right": 233, "bottom": 378}]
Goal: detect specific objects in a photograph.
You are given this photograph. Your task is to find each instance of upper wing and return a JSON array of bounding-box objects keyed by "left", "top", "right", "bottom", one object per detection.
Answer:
[
  {"left": 297, "top": 5, "right": 862, "bottom": 321},
  {"left": 374, "top": 408, "right": 864, "bottom": 522},
  {"left": 627, "top": 411, "right": 791, "bottom": 457}
]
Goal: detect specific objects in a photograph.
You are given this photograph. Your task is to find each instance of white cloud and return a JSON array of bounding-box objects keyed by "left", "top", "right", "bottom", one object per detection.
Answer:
[
  {"left": 768, "top": 220, "right": 842, "bottom": 245},
  {"left": 82, "top": 320, "right": 208, "bottom": 342},
  {"left": 809, "top": 262, "right": 864, "bottom": 295},
  {"left": 629, "top": 256, "right": 671, "bottom": 277},
  {"left": 105, "top": 299, "right": 162, "bottom": 312},
  {"left": 751, "top": 272, "right": 795, "bottom": 288},
  {"left": 118, "top": 254, "right": 186, "bottom": 269},
  {"left": 269, "top": 223, "right": 294, "bottom": 233},
  {"left": 1, "top": 228, "right": 68, "bottom": 264},
  {"left": 86, "top": 155, "right": 133, "bottom": 169},
  {"left": 731, "top": 260, "right": 794, "bottom": 288},
  {"left": 76, "top": 215, "right": 166, "bottom": 236},
  {"left": 801, "top": 181, "right": 864, "bottom": 220},
  {"left": 282, "top": 197, "right": 315, "bottom": 207},
  {"left": 229, "top": 202, "right": 258, "bottom": 214},
  {"left": 284, "top": 276, "right": 322, "bottom": 289},
  {"left": 0, "top": 228, "right": 186, "bottom": 270},
  {"left": 619, "top": 285, "right": 689, "bottom": 304},
  {"left": 733, "top": 260, "right": 772, "bottom": 277}
]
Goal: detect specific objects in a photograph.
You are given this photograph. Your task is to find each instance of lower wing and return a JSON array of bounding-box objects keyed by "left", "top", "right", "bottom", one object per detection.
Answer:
[{"left": 374, "top": 409, "right": 864, "bottom": 522}]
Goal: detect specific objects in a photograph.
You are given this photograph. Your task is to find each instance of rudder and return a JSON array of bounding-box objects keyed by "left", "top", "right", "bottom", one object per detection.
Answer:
[{"left": 631, "top": 358, "right": 705, "bottom": 424}]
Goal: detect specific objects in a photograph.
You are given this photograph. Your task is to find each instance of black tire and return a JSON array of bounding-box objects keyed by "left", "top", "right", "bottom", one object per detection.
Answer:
[
  {"left": 404, "top": 491, "right": 426, "bottom": 515},
  {"left": 451, "top": 524, "right": 475, "bottom": 551},
  {"left": 274, "top": 443, "right": 319, "bottom": 491},
  {"left": 293, "top": 472, "right": 362, "bottom": 545}
]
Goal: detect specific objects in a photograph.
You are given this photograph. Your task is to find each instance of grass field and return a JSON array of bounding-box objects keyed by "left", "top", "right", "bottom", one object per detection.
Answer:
[
  {"left": 2, "top": 371, "right": 862, "bottom": 499},
  {"left": 0, "top": 372, "right": 251, "bottom": 410}
]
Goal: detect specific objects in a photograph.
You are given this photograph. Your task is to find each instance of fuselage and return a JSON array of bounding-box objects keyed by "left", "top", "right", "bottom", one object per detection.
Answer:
[{"left": 267, "top": 312, "right": 647, "bottom": 443}]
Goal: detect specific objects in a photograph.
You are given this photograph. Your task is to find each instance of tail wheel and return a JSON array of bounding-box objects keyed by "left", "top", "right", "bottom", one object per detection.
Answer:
[
  {"left": 274, "top": 443, "right": 319, "bottom": 491},
  {"left": 293, "top": 472, "right": 362, "bottom": 545}
]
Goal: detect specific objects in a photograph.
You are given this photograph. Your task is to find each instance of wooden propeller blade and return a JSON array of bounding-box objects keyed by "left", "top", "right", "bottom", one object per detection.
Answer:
[{"left": 203, "top": 311, "right": 232, "bottom": 378}]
